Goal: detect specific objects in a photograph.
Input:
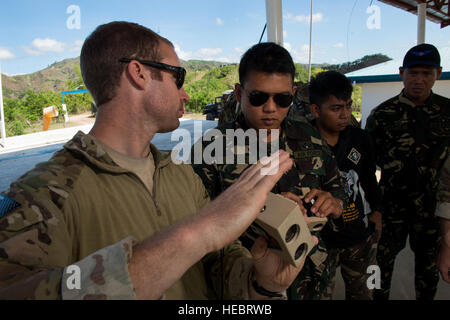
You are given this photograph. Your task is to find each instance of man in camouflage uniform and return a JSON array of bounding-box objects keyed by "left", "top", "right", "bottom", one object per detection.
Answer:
[
  {"left": 288, "top": 80, "right": 361, "bottom": 127},
  {"left": 308, "top": 71, "right": 382, "bottom": 300},
  {"left": 365, "top": 43, "right": 450, "bottom": 300},
  {"left": 437, "top": 156, "right": 450, "bottom": 283},
  {"left": 0, "top": 22, "right": 303, "bottom": 299},
  {"left": 218, "top": 90, "right": 239, "bottom": 126},
  {"left": 192, "top": 43, "right": 348, "bottom": 300}
]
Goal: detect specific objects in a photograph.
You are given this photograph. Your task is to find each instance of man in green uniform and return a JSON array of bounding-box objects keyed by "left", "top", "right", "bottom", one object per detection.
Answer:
[
  {"left": 0, "top": 22, "right": 305, "bottom": 300},
  {"left": 192, "top": 42, "right": 348, "bottom": 300},
  {"left": 365, "top": 43, "right": 450, "bottom": 300}
]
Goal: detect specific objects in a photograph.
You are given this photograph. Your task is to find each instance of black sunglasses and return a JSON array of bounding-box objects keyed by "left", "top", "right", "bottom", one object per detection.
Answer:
[
  {"left": 246, "top": 90, "right": 293, "bottom": 108},
  {"left": 119, "top": 58, "right": 186, "bottom": 89}
]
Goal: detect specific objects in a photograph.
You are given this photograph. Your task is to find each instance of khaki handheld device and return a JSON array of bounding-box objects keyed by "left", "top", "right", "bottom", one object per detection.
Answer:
[{"left": 245, "top": 193, "right": 324, "bottom": 267}]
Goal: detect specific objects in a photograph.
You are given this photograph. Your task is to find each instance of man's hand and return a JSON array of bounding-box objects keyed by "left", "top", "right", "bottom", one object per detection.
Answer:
[
  {"left": 280, "top": 192, "right": 307, "bottom": 215},
  {"left": 303, "top": 189, "right": 343, "bottom": 219},
  {"left": 196, "top": 150, "right": 294, "bottom": 253},
  {"left": 250, "top": 236, "right": 318, "bottom": 297},
  {"left": 369, "top": 211, "right": 382, "bottom": 241},
  {"left": 280, "top": 192, "right": 322, "bottom": 224},
  {"left": 130, "top": 150, "right": 293, "bottom": 299},
  {"left": 438, "top": 218, "right": 450, "bottom": 283}
]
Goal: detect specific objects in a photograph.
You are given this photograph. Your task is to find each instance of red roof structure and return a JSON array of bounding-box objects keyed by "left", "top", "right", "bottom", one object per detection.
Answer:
[{"left": 378, "top": 0, "right": 449, "bottom": 27}]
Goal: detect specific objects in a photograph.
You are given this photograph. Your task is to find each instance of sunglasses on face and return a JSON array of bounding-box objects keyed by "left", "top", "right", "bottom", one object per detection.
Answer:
[
  {"left": 119, "top": 58, "right": 186, "bottom": 89},
  {"left": 245, "top": 89, "right": 293, "bottom": 108}
]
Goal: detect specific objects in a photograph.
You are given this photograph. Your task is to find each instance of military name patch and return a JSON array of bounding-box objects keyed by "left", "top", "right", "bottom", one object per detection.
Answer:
[
  {"left": 0, "top": 194, "right": 20, "bottom": 218},
  {"left": 347, "top": 148, "right": 361, "bottom": 165},
  {"left": 294, "top": 150, "right": 322, "bottom": 159}
]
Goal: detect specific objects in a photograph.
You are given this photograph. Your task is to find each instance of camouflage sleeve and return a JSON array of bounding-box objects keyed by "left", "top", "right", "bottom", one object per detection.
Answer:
[
  {"left": 189, "top": 162, "right": 211, "bottom": 209},
  {"left": 360, "top": 130, "right": 383, "bottom": 213},
  {"left": 436, "top": 156, "right": 450, "bottom": 219},
  {"left": 321, "top": 141, "right": 348, "bottom": 207},
  {"left": 202, "top": 240, "right": 286, "bottom": 300},
  {"left": 0, "top": 191, "right": 137, "bottom": 299},
  {"left": 202, "top": 240, "right": 252, "bottom": 299},
  {"left": 191, "top": 138, "right": 223, "bottom": 200},
  {"left": 61, "top": 237, "right": 137, "bottom": 300},
  {"left": 364, "top": 109, "right": 382, "bottom": 166},
  {"left": 316, "top": 140, "right": 348, "bottom": 232}
]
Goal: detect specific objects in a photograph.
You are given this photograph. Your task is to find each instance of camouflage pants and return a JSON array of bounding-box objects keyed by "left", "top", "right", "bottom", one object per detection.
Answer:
[
  {"left": 374, "top": 198, "right": 441, "bottom": 300},
  {"left": 321, "top": 231, "right": 378, "bottom": 300},
  {"left": 287, "top": 239, "right": 332, "bottom": 300}
]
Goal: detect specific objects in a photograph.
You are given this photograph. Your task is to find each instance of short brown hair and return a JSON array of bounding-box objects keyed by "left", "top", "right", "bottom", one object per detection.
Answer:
[{"left": 80, "top": 21, "right": 172, "bottom": 106}]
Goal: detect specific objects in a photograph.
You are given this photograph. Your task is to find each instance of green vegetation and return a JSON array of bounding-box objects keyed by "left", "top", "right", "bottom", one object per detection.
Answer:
[
  {"left": 184, "top": 64, "right": 238, "bottom": 112},
  {"left": 3, "top": 56, "right": 369, "bottom": 137},
  {"left": 352, "top": 85, "right": 362, "bottom": 113},
  {"left": 3, "top": 62, "right": 93, "bottom": 136},
  {"left": 323, "top": 53, "right": 391, "bottom": 74},
  {"left": 294, "top": 64, "right": 325, "bottom": 83}
]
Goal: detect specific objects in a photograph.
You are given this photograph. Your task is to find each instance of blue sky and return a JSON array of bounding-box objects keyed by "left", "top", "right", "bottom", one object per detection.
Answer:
[{"left": 0, "top": 0, "right": 449, "bottom": 75}]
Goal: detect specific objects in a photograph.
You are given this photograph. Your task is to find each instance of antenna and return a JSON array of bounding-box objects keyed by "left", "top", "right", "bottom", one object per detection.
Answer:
[{"left": 259, "top": 24, "right": 267, "bottom": 43}]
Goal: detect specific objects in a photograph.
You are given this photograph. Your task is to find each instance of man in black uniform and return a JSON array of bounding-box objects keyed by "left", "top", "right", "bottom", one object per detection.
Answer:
[{"left": 309, "top": 71, "right": 382, "bottom": 299}]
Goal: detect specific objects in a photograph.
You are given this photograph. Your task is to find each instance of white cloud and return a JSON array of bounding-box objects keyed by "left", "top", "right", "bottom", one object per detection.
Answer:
[
  {"left": 174, "top": 43, "right": 224, "bottom": 61},
  {"left": 174, "top": 42, "right": 193, "bottom": 61},
  {"left": 0, "top": 48, "right": 15, "bottom": 60},
  {"left": 196, "top": 48, "right": 223, "bottom": 60},
  {"left": 286, "top": 44, "right": 313, "bottom": 63},
  {"left": 284, "top": 42, "right": 292, "bottom": 52},
  {"left": 283, "top": 30, "right": 288, "bottom": 39},
  {"left": 32, "top": 38, "right": 65, "bottom": 53},
  {"left": 23, "top": 38, "right": 80, "bottom": 56},
  {"left": 70, "top": 40, "right": 84, "bottom": 52},
  {"left": 333, "top": 43, "right": 344, "bottom": 48},
  {"left": 234, "top": 47, "right": 244, "bottom": 53},
  {"left": 285, "top": 12, "right": 323, "bottom": 24},
  {"left": 216, "top": 17, "right": 224, "bottom": 26},
  {"left": 216, "top": 56, "right": 231, "bottom": 63},
  {"left": 23, "top": 46, "right": 42, "bottom": 56}
]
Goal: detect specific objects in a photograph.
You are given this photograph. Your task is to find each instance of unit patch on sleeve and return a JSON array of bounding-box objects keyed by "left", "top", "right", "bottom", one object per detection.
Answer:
[
  {"left": 0, "top": 194, "right": 20, "bottom": 218},
  {"left": 347, "top": 148, "right": 361, "bottom": 165}
]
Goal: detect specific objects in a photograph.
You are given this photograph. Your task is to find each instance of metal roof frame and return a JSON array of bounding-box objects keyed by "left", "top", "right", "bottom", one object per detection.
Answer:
[{"left": 378, "top": 0, "right": 449, "bottom": 28}]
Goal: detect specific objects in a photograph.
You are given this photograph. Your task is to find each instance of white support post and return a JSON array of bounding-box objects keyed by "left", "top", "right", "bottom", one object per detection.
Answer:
[
  {"left": 0, "top": 63, "right": 6, "bottom": 148},
  {"left": 265, "top": 0, "right": 284, "bottom": 45},
  {"left": 417, "top": 2, "right": 427, "bottom": 44}
]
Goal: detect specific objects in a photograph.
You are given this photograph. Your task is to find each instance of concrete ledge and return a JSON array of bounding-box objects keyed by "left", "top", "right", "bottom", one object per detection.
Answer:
[{"left": 0, "top": 124, "right": 93, "bottom": 155}]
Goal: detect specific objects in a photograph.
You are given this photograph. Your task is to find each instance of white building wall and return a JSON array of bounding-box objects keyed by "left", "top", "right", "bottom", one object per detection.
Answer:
[{"left": 358, "top": 79, "right": 450, "bottom": 127}]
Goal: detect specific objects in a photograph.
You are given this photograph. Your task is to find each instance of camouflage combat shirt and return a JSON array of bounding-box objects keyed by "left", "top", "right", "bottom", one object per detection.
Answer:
[
  {"left": 365, "top": 90, "right": 450, "bottom": 208},
  {"left": 0, "top": 131, "right": 255, "bottom": 300},
  {"left": 436, "top": 155, "right": 450, "bottom": 219},
  {"left": 192, "top": 113, "right": 348, "bottom": 271}
]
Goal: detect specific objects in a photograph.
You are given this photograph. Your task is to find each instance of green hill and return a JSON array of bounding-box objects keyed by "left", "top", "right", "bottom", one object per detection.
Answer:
[
  {"left": 1, "top": 53, "right": 385, "bottom": 136},
  {"left": 2, "top": 57, "right": 80, "bottom": 99},
  {"left": 1, "top": 58, "right": 231, "bottom": 99}
]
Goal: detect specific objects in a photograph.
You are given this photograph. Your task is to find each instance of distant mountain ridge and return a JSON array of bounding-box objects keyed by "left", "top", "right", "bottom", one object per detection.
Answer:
[
  {"left": 1, "top": 53, "right": 390, "bottom": 99},
  {"left": 2, "top": 58, "right": 80, "bottom": 99},
  {"left": 1, "top": 57, "right": 231, "bottom": 99}
]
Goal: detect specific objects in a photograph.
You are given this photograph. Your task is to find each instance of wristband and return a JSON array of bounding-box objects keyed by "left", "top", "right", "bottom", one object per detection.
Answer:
[{"left": 251, "top": 280, "right": 283, "bottom": 298}]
